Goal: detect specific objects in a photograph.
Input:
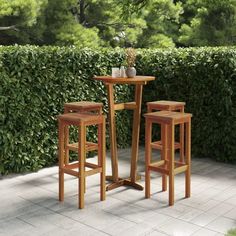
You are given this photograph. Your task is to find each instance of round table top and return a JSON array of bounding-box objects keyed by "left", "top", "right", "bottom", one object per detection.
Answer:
[{"left": 93, "top": 75, "right": 155, "bottom": 85}]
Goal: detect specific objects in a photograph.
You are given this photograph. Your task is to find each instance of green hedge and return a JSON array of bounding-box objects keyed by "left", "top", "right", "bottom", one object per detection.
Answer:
[
  {"left": 1, "top": 46, "right": 236, "bottom": 174},
  {"left": 139, "top": 47, "right": 236, "bottom": 162},
  {"left": 0, "top": 46, "right": 133, "bottom": 174}
]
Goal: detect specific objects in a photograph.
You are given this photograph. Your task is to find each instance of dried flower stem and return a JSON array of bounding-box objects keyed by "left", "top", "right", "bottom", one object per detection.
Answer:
[{"left": 125, "top": 47, "right": 136, "bottom": 67}]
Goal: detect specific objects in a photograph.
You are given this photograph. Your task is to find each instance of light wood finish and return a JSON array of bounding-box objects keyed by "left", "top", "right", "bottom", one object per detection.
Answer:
[
  {"left": 147, "top": 100, "right": 185, "bottom": 162},
  {"left": 185, "top": 118, "right": 191, "bottom": 198},
  {"left": 168, "top": 122, "right": 175, "bottom": 206},
  {"left": 98, "top": 116, "right": 106, "bottom": 201},
  {"left": 58, "top": 119, "right": 64, "bottom": 202},
  {"left": 94, "top": 75, "right": 155, "bottom": 191},
  {"left": 64, "top": 101, "right": 103, "bottom": 165},
  {"left": 161, "top": 124, "right": 167, "bottom": 191},
  {"left": 64, "top": 101, "right": 103, "bottom": 192},
  {"left": 58, "top": 112, "right": 106, "bottom": 209},
  {"left": 145, "top": 119, "right": 151, "bottom": 198},
  {"left": 64, "top": 101, "right": 103, "bottom": 114},
  {"left": 78, "top": 123, "right": 85, "bottom": 209},
  {"left": 106, "top": 84, "right": 119, "bottom": 182},
  {"left": 130, "top": 84, "right": 143, "bottom": 182},
  {"left": 147, "top": 100, "right": 185, "bottom": 112},
  {"left": 94, "top": 76, "right": 155, "bottom": 85},
  {"left": 144, "top": 110, "right": 192, "bottom": 206}
]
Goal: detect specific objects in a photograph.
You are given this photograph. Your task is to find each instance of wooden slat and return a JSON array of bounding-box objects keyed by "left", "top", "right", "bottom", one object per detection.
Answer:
[
  {"left": 174, "top": 165, "right": 188, "bottom": 175},
  {"left": 124, "top": 102, "right": 137, "bottom": 110},
  {"left": 149, "top": 160, "right": 165, "bottom": 167},
  {"left": 86, "top": 162, "right": 100, "bottom": 169},
  {"left": 114, "top": 103, "right": 125, "bottom": 110},
  {"left": 148, "top": 165, "right": 169, "bottom": 175},
  {"left": 64, "top": 162, "right": 78, "bottom": 169},
  {"left": 151, "top": 141, "right": 181, "bottom": 150},
  {"left": 114, "top": 102, "right": 137, "bottom": 110},
  {"left": 85, "top": 167, "right": 102, "bottom": 177},
  {"left": 64, "top": 162, "right": 100, "bottom": 170},
  {"left": 174, "top": 160, "right": 186, "bottom": 166},
  {"left": 63, "top": 168, "right": 79, "bottom": 177},
  {"left": 66, "top": 142, "right": 98, "bottom": 152}
]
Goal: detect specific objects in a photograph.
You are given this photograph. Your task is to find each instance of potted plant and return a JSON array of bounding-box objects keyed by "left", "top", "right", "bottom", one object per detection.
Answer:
[{"left": 125, "top": 47, "right": 136, "bottom": 78}]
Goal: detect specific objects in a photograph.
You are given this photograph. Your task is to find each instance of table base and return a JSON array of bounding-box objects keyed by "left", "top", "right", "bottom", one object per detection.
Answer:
[{"left": 105, "top": 175, "right": 143, "bottom": 191}]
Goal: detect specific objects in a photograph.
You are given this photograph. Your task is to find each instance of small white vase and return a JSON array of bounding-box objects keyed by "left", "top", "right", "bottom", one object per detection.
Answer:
[{"left": 126, "top": 67, "right": 136, "bottom": 78}]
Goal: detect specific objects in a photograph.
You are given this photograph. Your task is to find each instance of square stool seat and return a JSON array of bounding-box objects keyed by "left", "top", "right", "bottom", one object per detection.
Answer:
[
  {"left": 64, "top": 101, "right": 103, "bottom": 113},
  {"left": 147, "top": 100, "right": 186, "bottom": 111}
]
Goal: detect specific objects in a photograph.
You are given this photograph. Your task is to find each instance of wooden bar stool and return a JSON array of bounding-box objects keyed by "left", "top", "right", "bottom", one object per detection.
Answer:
[
  {"left": 64, "top": 101, "right": 103, "bottom": 114},
  {"left": 58, "top": 112, "right": 106, "bottom": 209},
  {"left": 144, "top": 111, "right": 192, "bottom": 206},
  {"left": 147, "top": 100, "right": 186, "bottom": 162},
  {"left": 63, "top": 101, "right": 103, "bottom": 165}
]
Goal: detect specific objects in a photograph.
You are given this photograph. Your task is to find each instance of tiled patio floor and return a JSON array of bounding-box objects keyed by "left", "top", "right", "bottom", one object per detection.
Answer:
[{"left": 1, "top": 147, "right": 236, "bottom": 236}]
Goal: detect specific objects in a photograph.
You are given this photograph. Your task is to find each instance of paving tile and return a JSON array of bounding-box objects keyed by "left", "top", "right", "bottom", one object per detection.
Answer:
[
  {"left": 212, "top": 187, "right": 236, "bottom": 202},
  {"left": 19, "top": 207, "right": 79, "bottom": 230},
  {"left": 86, "top": 196, "right": 127, "bottom": 211},
  {"left": 133, "top": 197, "right": 167, "bottom": 211},
  {"left": 190, "top": 212, "right": 218, "bottom": 227},
  {"left": 101, "top": 218, "right": 136, "bottom": 235},
  {"left": 158, "top": 203, "right": 196, "bottom": 218},
  {"left": 113, "top": 222, "right": 153, "bottom": 236},
  {"left": 56, "top": 203, "right": 98, "bottom": 222},
  {"left": 108, "top": 187, "right": 145, "bottom": 204},
  {"left": 1, "top": 148, "right": 236, "bottom": 236},
  {"left": 224, "top": 195, "right": 236, "bottom": 206},
  {"left": 40, "top": 221, "right": 109, "bottom": 236},
  {"left": 17, "top": 186, "right": 57, "bottom": 204},
  {"left": 14, "top": 225, "right": 61, "bottom": 236},
  {"left": 0, "top": 217, "right": 34, "bottom": 236},
  {"left": 224, "top": 207, "right": 236, "bottom": 220},
  {"left": 178, "top": 208, "right": 203, "bottom": 221},
  {"left": 205, "top": 216, "right": 236, "bottom": 234},
  {"left": 191, "top": 228, "right": 219, "bottom": 236},
  {"left": 146, "top": 231, "right": 169, "bottom": 236},
  {"left": 158, "top": 218, "right": 200, "bottom": 236},
  {"left": 0, "top": 198, "right": 42, "bottom": 221},
  {"left": 207, "top": 202, "right": 234, "bottom": 216},
  {"left": 141, "top": 212, "right": 173, "bottom": 228},
  {"left": 78, "top": 210, "right": 122, "bottom": 230},
  {"left": 195, "top": 199, "right": 220, "bottom": 212}
]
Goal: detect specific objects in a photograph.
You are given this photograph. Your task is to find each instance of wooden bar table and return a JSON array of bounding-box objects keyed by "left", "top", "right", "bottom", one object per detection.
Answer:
[{"left": 94, "top": 76, "right": 155, "bottom": 191}]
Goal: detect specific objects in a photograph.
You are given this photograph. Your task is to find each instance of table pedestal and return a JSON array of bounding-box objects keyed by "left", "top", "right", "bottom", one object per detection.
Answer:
[{"left": 93, "top": 76, "right": 155, "bottom": 191}]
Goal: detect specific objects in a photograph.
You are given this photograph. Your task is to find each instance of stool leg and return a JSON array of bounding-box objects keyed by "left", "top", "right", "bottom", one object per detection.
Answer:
[
  {"left": 168, "top": 122, "right": 175, "bottom": 206},
  {"left": 65, "top": 126, "right": 69, "bottom": 165},
  {"left": 98, "top": 107, "right": 103, "bottom": 115},
  {"left": 58, "top": 121, "right": 65, "bottom": 202},
  {"left": 185, "top": 120, "right": 191, "bottom": 198},
  {"left": 78, "top": 123, "right": 86, "bottom": 209},
  {"left": 180, "top": 107, "right": 185, "bottom": 162},
  {"left": 98, "top": 119, "right": 106, "bottom": 201},
  {"left": 147, "top": 106, "right": 153, "bottom": 163},
  {"left": 145, "top": 119, "right": 152, "bottom": 198},
  {"left": 147, "top": 105, "right": 152, "bottom": 113},
  {"left": 161, "top": 124, "right": 167, "bottom": 191}
]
